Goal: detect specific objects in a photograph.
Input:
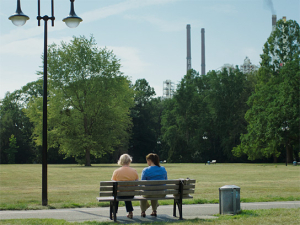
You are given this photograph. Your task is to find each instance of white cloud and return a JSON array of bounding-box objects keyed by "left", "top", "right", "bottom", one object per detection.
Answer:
[
  {"left": 1, "top": 0, "right": 178, "bottom": 46},
  {"left": 0, "top": 36, "right": 73, "bottom": 56},
  {"left": 80, "top": 0, "right": 179, "bottom": 23},
  {"left": 123, "top": 14, "right": 192, "bottom": 32},
  {"left": 0, "top": 22, "right": 67, "bottom": 46},
  {"left": 104, "top": 46, "right": 150, "bottom": 76}
]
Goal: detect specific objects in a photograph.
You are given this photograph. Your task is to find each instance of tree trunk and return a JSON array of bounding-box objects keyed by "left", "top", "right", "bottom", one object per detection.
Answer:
[
  {"left": 273, "top": 154, "right": 278, "bottom": 163},
  {"left": 286, "top": 143, "right": 293, "bottom": 163},
  {"left": 85, "top": 148, "right": 91, "bottom": 166},
  {"left": 83, "top": 114, "right": 91, "bottom": 166}
]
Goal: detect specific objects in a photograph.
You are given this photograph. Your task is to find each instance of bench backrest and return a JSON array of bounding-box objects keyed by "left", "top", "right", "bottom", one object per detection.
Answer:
[{"left": 100, "top": 179, "right": 195, "bottom": 197}]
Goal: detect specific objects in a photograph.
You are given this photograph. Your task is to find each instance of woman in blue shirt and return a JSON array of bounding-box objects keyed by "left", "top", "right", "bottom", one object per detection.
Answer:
[{"left": 140, "top": 153, "right": 167, "bottom": 217}]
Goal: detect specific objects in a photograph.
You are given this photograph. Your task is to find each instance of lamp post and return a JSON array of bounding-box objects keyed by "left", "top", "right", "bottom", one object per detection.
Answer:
[
  {"left": 281, "top": 122, "right": 289, "bottom": 166},
  {"left": 203, "top": 132, "right": 208, "bottom": 164},
  {"left": 156, "top": 140, "right": 161, "bottom": 154},
  {"left": 9, "top": 0, "right": 82, "bottom": 206}
]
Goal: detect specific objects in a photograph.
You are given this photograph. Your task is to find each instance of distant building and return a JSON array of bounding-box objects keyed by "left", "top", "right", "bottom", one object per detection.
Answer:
[
  {"left": 163, "top": 80, "right": 175, "bottom": 99},
  {"left": 240, "top": 56, "right": 259, "bottom": 74},
  {"left": 221, "top": 63, "right": 235, "bottom": 72}
]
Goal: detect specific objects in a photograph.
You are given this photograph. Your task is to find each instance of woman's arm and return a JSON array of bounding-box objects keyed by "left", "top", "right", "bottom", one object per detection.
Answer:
[
  {"left": 141, "top": 168, "right": 147, "bottom": 180},
  {"left": 111, "top": 170, "right": 117, "bottom": 181}
]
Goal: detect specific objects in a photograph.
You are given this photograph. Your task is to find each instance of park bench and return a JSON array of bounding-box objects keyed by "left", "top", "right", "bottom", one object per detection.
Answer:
[{"left": 97, "top": 179, "right": 195, "bottom": 221}]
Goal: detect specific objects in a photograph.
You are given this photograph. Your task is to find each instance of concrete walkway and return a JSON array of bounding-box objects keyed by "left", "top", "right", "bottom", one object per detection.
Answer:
[{"left": 0, "top": 201, "right": 299, "bottom": 223}]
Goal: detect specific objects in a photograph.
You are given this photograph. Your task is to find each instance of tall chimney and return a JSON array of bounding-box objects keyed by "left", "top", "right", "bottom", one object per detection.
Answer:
[
  {"left": 186, "top": 24, "right": 192, "bottom": 72},
  {"left": 272, "top": 15, "right": 277, "bottom": 32},
  {"left": 201, "top": 28, "right": 205, "bottom": 75}
]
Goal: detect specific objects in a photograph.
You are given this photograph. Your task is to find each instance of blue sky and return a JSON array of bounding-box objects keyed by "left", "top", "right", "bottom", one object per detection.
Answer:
[{"left": 0, "top": 0, "right": 299, "bottom": 99}]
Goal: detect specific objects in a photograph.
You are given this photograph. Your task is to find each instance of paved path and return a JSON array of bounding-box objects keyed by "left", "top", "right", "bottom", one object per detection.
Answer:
[{"left": 0, "top": 201, "right": 299, "bottom": 223}]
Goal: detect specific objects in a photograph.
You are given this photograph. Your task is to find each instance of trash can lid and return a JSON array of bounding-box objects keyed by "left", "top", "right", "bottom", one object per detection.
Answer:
[{"left": 219, "top": 185, "right": 240, "bottom": 190}]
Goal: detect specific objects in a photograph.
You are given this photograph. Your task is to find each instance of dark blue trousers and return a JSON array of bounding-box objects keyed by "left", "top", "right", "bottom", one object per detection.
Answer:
[{"left": 116, "top": 196, "right": 134, "bottom": 213}]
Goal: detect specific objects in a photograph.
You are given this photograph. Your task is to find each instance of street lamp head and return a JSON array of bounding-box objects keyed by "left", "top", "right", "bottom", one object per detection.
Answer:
[
  {"left": 63, "top": 0, "right": 82, "bottom": 28},
  {"left": 8, "top": 0, "right": 29, "bottom": 27}
]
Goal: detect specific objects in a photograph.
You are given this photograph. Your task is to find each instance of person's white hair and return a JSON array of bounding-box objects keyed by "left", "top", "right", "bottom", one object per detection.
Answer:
[{"left": 118, "top": 154, "right": 132, "bottom": 166}]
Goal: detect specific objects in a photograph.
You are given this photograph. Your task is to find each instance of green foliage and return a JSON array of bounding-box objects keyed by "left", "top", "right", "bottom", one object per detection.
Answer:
[
  {"left": 129, "top": 79, "right": 159, "bottom": 162},
  {"left": 3, "top": 134, "right": 19, "bottom": 163},
  {"left": 0, "top": 88, "right": 38, "bottom": 164},
  {"left": 24, "top": 36, "right": 134, "bottom": 166},
  {"left": 161, "top": 68, "right": 254, "bottom": 163},
  {"left": 233, "top": 19, "right": 300, "bottom": 162}
]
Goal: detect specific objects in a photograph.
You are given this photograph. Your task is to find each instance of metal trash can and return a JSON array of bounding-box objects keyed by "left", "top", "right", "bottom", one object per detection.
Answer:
[{"left": 219, "top": 185, "right": 241, "bottom": 215}]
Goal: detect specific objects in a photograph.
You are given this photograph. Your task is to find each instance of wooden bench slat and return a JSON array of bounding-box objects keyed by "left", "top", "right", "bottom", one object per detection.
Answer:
[
  {"left": 100, "top": 184, "right": 195, "bottom": 192},
  {"left": 118, "top": 184, "right": 195, "bottom": 191},
  {"left": 118, "top": 189, "right": 194, "bottom": 196},
  {"left": 99, "top": 189, "right": 194, "bottom": 197},
  {"left": 100, "top": 187, "right": 113, "bottom": 191},
  {"left": 97, "top": 194, "right": 194, "bottom": 202},
  {"left": 100, "top": 179, "right": 196, "bottom": 186}
]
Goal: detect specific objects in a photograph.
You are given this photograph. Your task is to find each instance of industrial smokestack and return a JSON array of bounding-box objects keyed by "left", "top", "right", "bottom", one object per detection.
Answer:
[
  {"left": 272, "top": 14, "right": 277, "bottom": 32},
  {"left": 201, "top": 28, "right": 205, "bottom": 75},
  {"left": 186, "top": 24, "right": 192, "bottom": 72}
]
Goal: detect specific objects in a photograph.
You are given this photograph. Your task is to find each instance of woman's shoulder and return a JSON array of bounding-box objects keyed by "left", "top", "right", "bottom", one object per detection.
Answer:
[
  {"left": 128, "top": 166, "right": 138, "bottom": 172},
  {"left": 143, "top": 166, "right": 150, "bottom": 170},
  {"left": 160, "top": 166, "right": 166, "bottom": 170},
  {"left": 113, "top": 167, "right": 122, "bottom": 173},
  {"left": 142, "top": 166, "right": 151, "bottom": 173}
]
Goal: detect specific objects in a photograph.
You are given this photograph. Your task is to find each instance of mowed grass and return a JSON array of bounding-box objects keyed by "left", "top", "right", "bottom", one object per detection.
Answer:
[
  {"left": 0, "top": 163, "right": 299, "bottom": 210},
  {"left": 0, "top": 208, "right": 299, "bottom": 225}
]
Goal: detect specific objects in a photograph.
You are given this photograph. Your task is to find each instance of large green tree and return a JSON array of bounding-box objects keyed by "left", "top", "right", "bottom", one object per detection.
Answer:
[
  {"left": 129, "top": 79, "right": 158, "bottom": 162},
  {"left": 161, "top": 70, "right": 209, "bottom": 162},
  {"left": 233, "top": 19, "right": 300, "bottom": 163},
  {"left": 205, "top": 67, "right": 255, "bottom": 161},
  {"left": 0, "top": 86, "right": 39, "bottom": 164},
  {"left": 25, "top": 36, "right": 134, "bottom": 166},
  {"left": 161, "top": 68, "right": 255, "bottom": 163}
]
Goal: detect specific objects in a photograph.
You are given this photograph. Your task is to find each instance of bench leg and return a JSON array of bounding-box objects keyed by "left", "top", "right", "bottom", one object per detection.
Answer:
[
  {"left": 179, "top": 199, "right": 183, "bottom": 220},
  {"left": 109, "top": 201, "right": 113, "bottom": 220},
  {"left": 173, "top": 199, "right": 183, "bottom": 219},
  {"left": 173, "top": 199, "right": 176, "bottom": 217},
  {"left": 176, "top": 199, "right": 183, "bottom": 220},
  {"left": 113, "top": 201, "right": 117, "bottom": 222}
]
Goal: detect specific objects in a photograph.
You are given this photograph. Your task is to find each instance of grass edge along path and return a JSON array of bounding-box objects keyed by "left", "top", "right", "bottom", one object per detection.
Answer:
[
  {"left": 0, "top": 208, "right": 299, "bottom": 225},
  {"left": 1, "top": 196, "right": 300, "bottom": 211}
]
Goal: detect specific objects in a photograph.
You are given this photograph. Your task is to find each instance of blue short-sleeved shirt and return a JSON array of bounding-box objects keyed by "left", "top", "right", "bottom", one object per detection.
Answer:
[{"left": 141, "top": 166, "right": 168, "bottom": 180}]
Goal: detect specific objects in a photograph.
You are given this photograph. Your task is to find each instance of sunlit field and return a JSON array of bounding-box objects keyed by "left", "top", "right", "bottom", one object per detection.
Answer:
[{"left": 0, "top": 163, "right": 299, "bottom": 210}]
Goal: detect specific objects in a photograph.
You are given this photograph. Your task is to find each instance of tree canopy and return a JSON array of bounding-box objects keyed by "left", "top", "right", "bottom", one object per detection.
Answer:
[
  {"left": 233, "top": 19, "right": 300, "bottom": 162},
  {"left": 25, "top": 36, "right": 134, "bottom": 166}
]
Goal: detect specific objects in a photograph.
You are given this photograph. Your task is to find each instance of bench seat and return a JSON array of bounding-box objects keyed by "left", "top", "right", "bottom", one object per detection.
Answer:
[
  {"left": 97, "top": 194, "right": 193, "bottom": 202},
  {"left": 97, "top": 179, "right": 195, "bottom": 221}
]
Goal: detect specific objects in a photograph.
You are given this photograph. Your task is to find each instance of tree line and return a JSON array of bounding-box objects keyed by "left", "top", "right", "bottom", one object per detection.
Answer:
[{"left": 1, "top": 19, "right": 299, "bottom": 165}]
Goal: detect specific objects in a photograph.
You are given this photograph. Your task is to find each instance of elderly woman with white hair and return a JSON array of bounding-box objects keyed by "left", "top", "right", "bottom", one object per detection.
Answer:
[{"left": 111, "top": 154, "right": 138, "bottom": 219}]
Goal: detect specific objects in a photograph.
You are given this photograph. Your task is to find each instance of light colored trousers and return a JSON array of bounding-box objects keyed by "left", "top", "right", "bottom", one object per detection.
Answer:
[{"left": 140, "top": 195, "right": 166, "bottom": 212}]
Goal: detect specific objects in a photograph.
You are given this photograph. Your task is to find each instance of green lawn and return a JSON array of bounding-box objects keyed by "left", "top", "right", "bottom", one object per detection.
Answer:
[
  {"left": 0, "top": 208, "right": 299, "bottom": 225},
  {"left": 0, "top": 163, "right": 299, "bottom": 210}
]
